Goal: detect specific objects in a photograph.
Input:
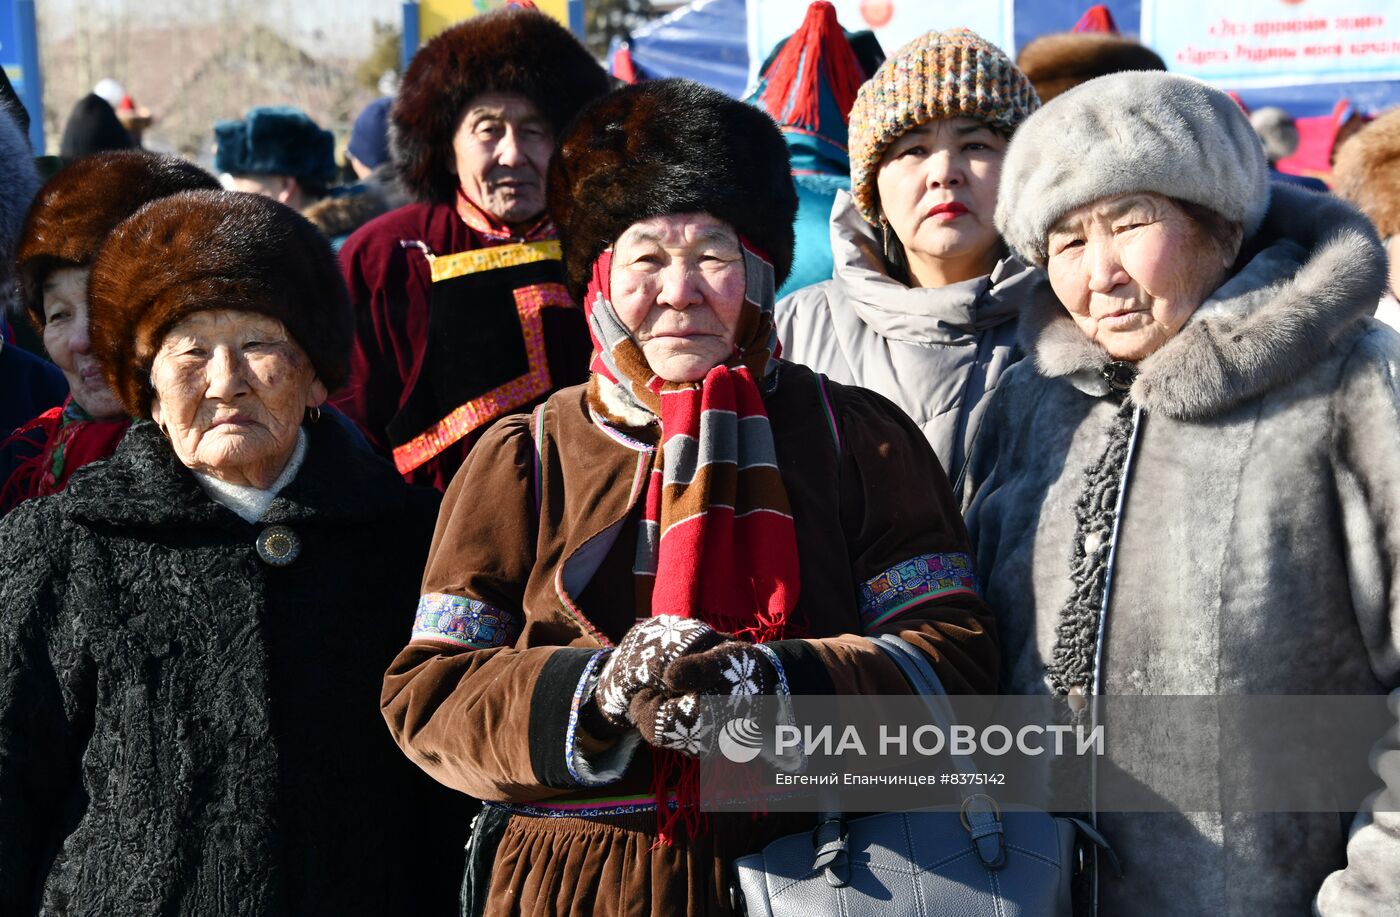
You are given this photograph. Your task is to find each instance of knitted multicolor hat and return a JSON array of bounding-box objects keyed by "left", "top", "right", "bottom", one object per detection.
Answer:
[{"left": 848, "top": 28, "right": 1038, "bottom": 225}]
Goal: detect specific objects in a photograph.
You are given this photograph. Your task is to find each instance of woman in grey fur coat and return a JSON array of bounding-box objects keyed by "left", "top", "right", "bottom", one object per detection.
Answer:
[{"left": 965, "top": 71, "right": 1400, "bottom": 915}]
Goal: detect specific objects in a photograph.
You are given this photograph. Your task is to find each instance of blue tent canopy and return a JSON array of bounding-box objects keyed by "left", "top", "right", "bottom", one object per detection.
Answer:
[
  {"left": 611, "top": 0, "right": 750, "bottom": 98},
  {"left": 612, "top": 0, "right": 1399, "bottom": 118}
]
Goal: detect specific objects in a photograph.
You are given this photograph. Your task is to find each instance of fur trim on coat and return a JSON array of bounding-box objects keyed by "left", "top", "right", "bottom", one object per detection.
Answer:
[
  {"left": 1015, "top": 32, "right": 1166, "bottom": 103},
  {"left": 1333, "top": 106, "right": 1400, "bottom": 239},
  {"left": 88, "top": 190, "right": 353, "bottom": 416},
  {"left": 548, "top": 79, "right": 798, "bottom": 300},
  {"left": 1018, "top": 183, "right": 1386, "bottom": 419},
  {"left": 303, "top": 187, "right": 392, "bottom": 243},
  {"left": 17, "top": 151, "right": 219, "bottom": 328},
  {"left": 996, "top": 71, "right": 1270, "bottom": 266},
  {"left": 391, "top": 7, "right": 608, "bottom": 203}
]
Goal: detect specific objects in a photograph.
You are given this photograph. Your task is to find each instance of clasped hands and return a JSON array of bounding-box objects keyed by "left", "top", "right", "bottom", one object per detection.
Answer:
[{"left": 588, "top": 615, "right": 779, "bottom": 758}]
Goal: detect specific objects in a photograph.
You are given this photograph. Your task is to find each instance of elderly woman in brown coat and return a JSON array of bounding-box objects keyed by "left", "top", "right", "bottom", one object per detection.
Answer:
[{"left": 381, "top": 79, "right": 999, "bottom": 916}]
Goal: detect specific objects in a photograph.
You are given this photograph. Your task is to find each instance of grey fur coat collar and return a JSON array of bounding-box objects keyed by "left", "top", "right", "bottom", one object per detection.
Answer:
[{"left": 1019, "top": 183, "right": 1387, "bottom": 418}]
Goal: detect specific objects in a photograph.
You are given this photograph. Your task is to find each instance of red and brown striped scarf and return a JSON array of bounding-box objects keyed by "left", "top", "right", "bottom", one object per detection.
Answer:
[{"left": 584, "top": 241, "right": 801, "bottom": 840}]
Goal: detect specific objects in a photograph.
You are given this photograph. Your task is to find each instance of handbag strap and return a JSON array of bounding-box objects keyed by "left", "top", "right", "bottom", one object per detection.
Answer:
[{"left": 865, "top": 633, "right": 1007, "bottom": 868}]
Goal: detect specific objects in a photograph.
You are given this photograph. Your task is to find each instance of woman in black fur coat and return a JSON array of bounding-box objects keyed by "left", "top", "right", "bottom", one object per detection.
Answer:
[{"left": 0, "top": 190, "right": 472, "bottom": 915}]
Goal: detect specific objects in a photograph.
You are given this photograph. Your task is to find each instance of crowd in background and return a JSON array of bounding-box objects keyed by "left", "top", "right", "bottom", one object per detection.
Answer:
[{"left": 0, "top": 1, "right": 1398, "bottom": 915}]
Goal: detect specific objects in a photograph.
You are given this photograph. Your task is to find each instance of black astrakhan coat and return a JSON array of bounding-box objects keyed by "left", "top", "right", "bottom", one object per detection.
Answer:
[{"left": 0, "top": 418, "right": 473, "bottom": 915}]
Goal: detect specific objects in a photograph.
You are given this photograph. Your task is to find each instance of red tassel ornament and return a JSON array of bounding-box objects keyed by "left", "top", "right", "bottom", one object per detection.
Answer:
[{"left": 759, "top": 1, "right": 865, "bottom": 133}]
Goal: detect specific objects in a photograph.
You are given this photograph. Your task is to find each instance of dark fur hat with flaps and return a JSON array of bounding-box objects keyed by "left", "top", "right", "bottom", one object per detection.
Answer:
[
  {"left": 17, "top": 150, "right": 220, "bottom": 329},
  {"left": 88, "top": 190, "right": 353, "bottom": 418},
  {"left": 392, "top": 7, "right": 609, "bottom": 203},
  {"left": 548, "top": 78, "right": 798, "bottom": 302}
]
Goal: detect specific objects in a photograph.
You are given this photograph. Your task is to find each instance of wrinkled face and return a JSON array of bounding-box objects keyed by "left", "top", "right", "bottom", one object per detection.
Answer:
[
  {"left": 1046, "top": 193, "right": 1239, "bottom": 362},
  {"left": 610, "top": 213, "right": 748, "bottom": 383},
  {"left": 41, "top": 266, "right": 125, "bottom": 419},
  {"left": 875, "top": 117, "right": 1007, "bottom": 283},
  {"left": 149, "top": 310, "right": 326, "bottom": 485},
  {"left": 450, "top": 91, "right": 553, "bottom": 227}
]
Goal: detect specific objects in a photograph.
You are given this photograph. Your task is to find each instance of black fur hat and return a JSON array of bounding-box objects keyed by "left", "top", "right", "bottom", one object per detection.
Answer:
[
  {"left": 392, "top": 7, "right": 609, "bottom": 203},
  {"left": 548, "top": 79, "right": 797, "bottom": 301}
]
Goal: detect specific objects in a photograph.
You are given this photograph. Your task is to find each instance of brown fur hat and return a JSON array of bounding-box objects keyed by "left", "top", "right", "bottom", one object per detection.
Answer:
[
  {"left": 17, "top": 150, "right": 219, "bottom": 328},
  {"left": 392, "top": 7, "right": 609, "bottom": 203},
  {"left": 1016, "top": 32, "right": 1166, "bottom": 103},
  {"left": 1333, "top": 107, "right": 1400, "bottom": 238},
  {"left": 88, "top": 190, "right": 353, "bottom": 417},
  {"left": 548, "top": 79, "right": 797, "bottom": 302}
]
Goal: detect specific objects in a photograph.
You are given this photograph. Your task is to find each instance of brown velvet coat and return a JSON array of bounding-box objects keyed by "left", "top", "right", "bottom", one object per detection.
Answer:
[{"left": 382, "top": 361, "right": 998, "bottom": 915}]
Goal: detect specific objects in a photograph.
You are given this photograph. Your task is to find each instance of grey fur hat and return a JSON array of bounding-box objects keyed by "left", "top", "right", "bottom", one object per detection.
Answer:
[
  {"left": 1249, "top": 106, "right": 1299, "bottom": 164},
  {"left": 995, "top": 71, "right": 1270, "bottom": 266}
]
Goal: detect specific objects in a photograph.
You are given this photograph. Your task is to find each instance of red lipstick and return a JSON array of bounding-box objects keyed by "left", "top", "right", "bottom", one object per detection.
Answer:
[{"left": 927, "top": 202, "right": 968, "bottom": 221}]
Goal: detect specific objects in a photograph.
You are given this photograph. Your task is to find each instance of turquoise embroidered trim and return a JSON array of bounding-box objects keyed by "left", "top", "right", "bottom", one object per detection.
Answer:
[
  {"left": 752, "top": 643, "right": 790, "bottom": 700},
  {"left": 565, "top": 648, "right": 614, "bottom": 786},
  {"left": 411, "top": 593, "right": 521, "bottom": 649},
  {"left": 859, "top": 552, "right": 979, "bottom": 631}
]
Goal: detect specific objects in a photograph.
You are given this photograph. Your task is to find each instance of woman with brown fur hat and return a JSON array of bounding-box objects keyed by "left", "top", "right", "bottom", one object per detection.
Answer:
[
  {"left": 336, "top": 5, "right": 610, "bottom": 491},
  {"left": 1, "top": 150, "right": 220, "bottom": 513},
  {"left": 0, "top": 190, "right": 472, "bottom": 915},
  {"left": 1333, "top": 106, "right": 1400, "bottom": 329},
  {"left": 381, "top": 78, "right": 998, "bottom": 917}
]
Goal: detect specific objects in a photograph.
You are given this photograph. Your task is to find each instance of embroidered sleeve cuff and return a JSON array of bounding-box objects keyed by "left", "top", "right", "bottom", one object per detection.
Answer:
[
  {"left": 529, "top": 648, "right": 628, "bottom": 789},
  {"left": 859, "top": 552, "right": 979, "bottom": 631},
  {"left": 753, "top": 643, "right": 804, "bottom": 773},
  {"left": 411, "top": 592, "right": 522, "bottom": 649},
  {"left": 752, "top": 643, "right": 791, "bottom": 700},
  {"left": 566, "top": 648, "right": 642, "bottom": 787}
]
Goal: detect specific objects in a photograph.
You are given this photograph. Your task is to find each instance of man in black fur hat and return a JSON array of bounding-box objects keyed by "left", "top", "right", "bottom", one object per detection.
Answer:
[{"left": 335, "top": 7, "right": 609, "bottom": 489}]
